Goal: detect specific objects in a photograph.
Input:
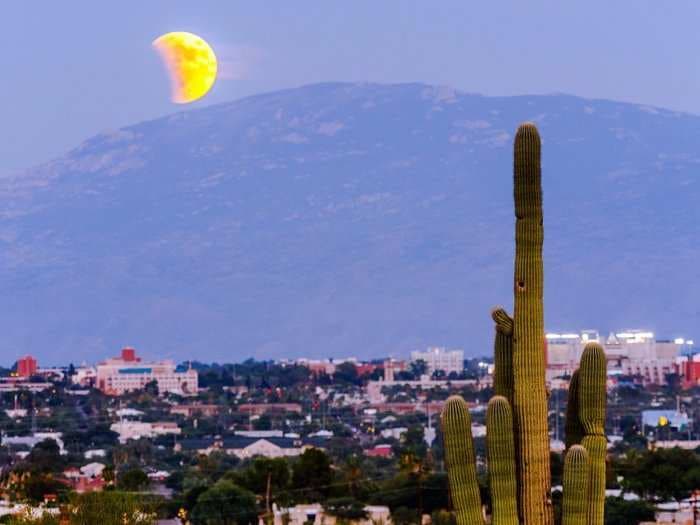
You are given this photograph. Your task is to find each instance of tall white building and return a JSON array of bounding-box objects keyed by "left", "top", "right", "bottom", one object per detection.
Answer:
[
  {"left": 96, "top": 347, "right": 198, "bottom": 396},
  {"left": 410, "top": 347, "right": 464, "bottom": 375}
]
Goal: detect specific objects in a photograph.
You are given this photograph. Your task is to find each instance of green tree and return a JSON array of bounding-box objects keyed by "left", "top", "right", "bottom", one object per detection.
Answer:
[
  {"left": 291, "top": 448, "right": 333, "bottom": 502},
  {"left": 190, "top": 480, "right": 257, "bottom": 525},
  {"left": 334, "top": 363, "right": 360, "bottom": 386},
  {"left": 620, "top": 447, "right": 700, "bottom": 502},
  {"left": 604, "top": 497, "right": 655, "bottom": 525},
  {"left": 397, "top": 425, "right": 427, "bottom": 459},
  {"left": 409, "top": 360, "right": 428, "bottom": 379},
  {"left": 21, "top": 474, "right": 65, "bottom": 504},
  {"left": 252, "top": 414, "right": 272, "bottom": 431},
  {"left": 430, "top": 510, "right": 456, "bottom": 525},
  {"left": 232, "top": 457, "right": 290, "bottom": 512},
  {"left": 144, "top": 380, "right": 159, "bottom": 397},
  {"left": 102, "top": 465, "right": 115, "bottom": 485},
  {"left": 27, "top": 439, "right": 63, "bottom": 473},
  {"left": 391, "top": 507, "right": 419, "bottom": 525},
  {"left": 338, "top": 456, "right": 366, "bottom": 500},
  {"left": 117, "top": 467, "right": 150, "bottom": 492}
]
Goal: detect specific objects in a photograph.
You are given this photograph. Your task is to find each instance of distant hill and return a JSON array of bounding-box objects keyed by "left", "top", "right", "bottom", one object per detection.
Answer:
[{"left": 3, "top": 82, "right": 699, "bottom": 363}]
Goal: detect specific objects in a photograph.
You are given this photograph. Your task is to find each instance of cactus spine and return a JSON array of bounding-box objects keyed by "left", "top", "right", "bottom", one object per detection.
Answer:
[
  {"left": 512, "top": 123, "right": 551, "bottom": 524},
  {"left": 442, "top": 396, "right": 484, "bottom": 525},
  {"left": 486, "top": 396, "right": 518, "bottom": 525},
  {"left": 561, "top": 445, "right": 590, "bottom": 525}
]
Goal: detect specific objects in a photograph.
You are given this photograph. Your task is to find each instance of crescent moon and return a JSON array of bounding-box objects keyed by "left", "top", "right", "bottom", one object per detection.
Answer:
[{"left": 152, "top": 32, "right": 218, "bottom": 104}]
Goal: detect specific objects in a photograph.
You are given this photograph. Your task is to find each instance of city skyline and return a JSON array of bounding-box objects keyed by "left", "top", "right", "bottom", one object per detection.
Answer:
[{"left": 5, "top": 323, "right": 697, "bottom": 369}]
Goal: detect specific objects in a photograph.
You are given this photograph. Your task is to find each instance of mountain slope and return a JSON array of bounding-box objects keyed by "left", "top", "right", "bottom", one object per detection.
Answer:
[{"left": 3, "top": 82, "right": 699, "bottom": 363}]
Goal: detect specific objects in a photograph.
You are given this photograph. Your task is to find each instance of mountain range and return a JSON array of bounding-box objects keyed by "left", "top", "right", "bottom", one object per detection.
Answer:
[{"left": 3, "top": 82, "right": 699, "bottom": 363}]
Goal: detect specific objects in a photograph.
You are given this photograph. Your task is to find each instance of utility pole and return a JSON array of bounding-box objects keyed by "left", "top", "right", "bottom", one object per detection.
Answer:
[
  {"left": 555, "top": 388, "right": 560, "bottom": 442},
  {"left": 266, "top": 471, "right": 272, "bottom": 516},
  {"left": 31, "top": 392, "right": 37, "bottom": 435}
]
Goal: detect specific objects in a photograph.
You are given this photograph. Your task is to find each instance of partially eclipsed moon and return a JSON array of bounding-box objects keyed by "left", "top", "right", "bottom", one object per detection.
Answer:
[{"left": 153, "top": 31, "right": 217, "bottom": 104}]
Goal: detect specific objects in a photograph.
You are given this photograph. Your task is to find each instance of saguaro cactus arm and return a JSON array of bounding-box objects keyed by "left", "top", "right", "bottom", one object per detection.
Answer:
[
  {"left": 492, "top": 308, "right": 514, "bottom": 404},
  {"left": 564, "top": 370, "right": 583, "bottom": 450},
  {"left": 442, "top": 396, "right": 485, "bottom": 525},
  {"left": 561, "top": 445, "right": 590, "bottom": 525},
  {"left": 486, "top": 396, "right": 518, "bottom": 525},
  {"left": 578, "top": 343, "right": 607, "bottom": 525}
]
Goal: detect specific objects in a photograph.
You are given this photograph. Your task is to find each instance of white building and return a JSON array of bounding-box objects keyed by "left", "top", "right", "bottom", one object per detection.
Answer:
[
  {"left": 271, "top": 503, "right": 391, "bottom": 525},
  {"left": 410, "top": 347, "right": 464, "bottom": 375},
  {"left": 2, "top": 432, "right": 66, "bottom": 455},
  {"left": 110, "top": 421, "right": 181, "bottom": 443},
  {"left": 545, "top": 329, "right": 686, "bottom": 385},
  {"left": 380, "top": 427, "right": 408, "bottom": 440},
  {"left": 72, "top": 366, "right": 97, "bottom": 387},
  {"left": 177, "top": 436, "right": 315, "bottom": 459},
  {"left": 96, "top": 347, "right": 197, "bottom": 396}
]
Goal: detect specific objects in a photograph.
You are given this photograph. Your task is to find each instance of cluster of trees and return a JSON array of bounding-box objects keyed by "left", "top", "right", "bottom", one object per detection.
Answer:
[
  {"left": 8, "top": 436, "right": 700, "bottom": 524},
  {"left": 169, "top": 449, "right": 335, "bottom": 523},
  {"left": 160, "top": 440, "right": 451, "bottom": 525},
  {"left": 616, "top": 447, "right": 700, "bottom": 502}
]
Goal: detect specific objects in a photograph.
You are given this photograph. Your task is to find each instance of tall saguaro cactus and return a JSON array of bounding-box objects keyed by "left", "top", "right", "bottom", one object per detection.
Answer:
[
  {"left": 441, "top": 123, "right": 607, "bottom": 525},
  {"left": 511, "top": 123, "right": 551, "bottom": 524}
]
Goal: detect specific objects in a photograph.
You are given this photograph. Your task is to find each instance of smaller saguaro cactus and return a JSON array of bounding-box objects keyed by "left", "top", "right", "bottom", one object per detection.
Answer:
[
  {"left": 570, "top": 342, "right": 608, "bottom": 525},
  {"left": 442, "top": 396, "right": 484, "bottom": 525},
  {"left": 561, "top": 445, "right": 590, "bottom": 525},
  {"left": 486, "top": 396, "right": 518, "bottom": 525}
]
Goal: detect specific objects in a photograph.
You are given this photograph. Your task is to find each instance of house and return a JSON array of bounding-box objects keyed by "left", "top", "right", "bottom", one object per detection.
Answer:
[
  {"left": 237, "top": 403, "right": 303, "bottom": 416},
  {"left": 62, "top": 463, "right": 106, "bottom": 493},
  {"left": 365, "top": 444, "right": 393, "bottom": 458},
  {"left": 270, "top": 503, "right": 391, "bottom": 525},
  {"left": 175, "top": 436, "right": 321, "bottom": 459},
  {"left": 2, "top": 432, "right": 66, "bottom": 455},
  {"left": 380, "top": 427, "right": 407, "bottom": 440},
  {"left": 5, "top": 409, "right": 27, "bottom": 419},
  {"left": 233, "top": 430, "right": 286, "bottom": 438},
  {"left": 115, "top": 408, "right": 145, "bottom": 418},
  {"left": 170, "top": 404, "right": 221, "bottom": 417},
  {"left": 223, "top": 437, "right": 307, "bottom": 459},
  {"left": 147, "top": 470, "right": 170, "bottom": 482},
  {"left": 367, "top": 402, "right": 446, "bottom": 416},
  {"left": 110, "top": 421, "right": 181, "bottom": 443},
  {"left": 174, "top": 438, "right": 217, "bottom": 455},
  {"left": 80, "top": 462, "right": 105, "bottom": 478}
]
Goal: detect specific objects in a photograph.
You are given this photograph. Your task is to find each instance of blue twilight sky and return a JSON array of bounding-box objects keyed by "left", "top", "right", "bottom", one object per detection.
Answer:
[{"left": 2, "top": 1, "right": 700, "bottom": 177}]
